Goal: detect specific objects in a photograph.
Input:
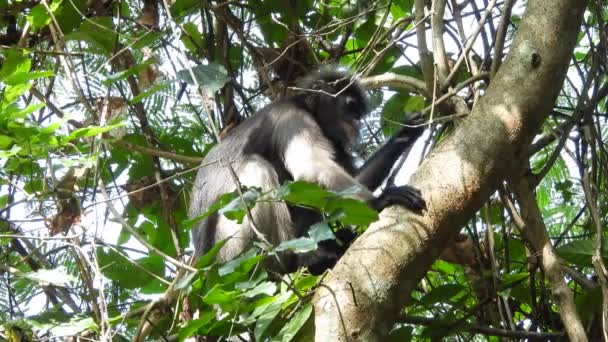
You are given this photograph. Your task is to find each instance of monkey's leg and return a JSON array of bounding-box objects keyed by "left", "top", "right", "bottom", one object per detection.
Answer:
[{"left": 213, "top": 156, "right": 297, "bottom": 263}]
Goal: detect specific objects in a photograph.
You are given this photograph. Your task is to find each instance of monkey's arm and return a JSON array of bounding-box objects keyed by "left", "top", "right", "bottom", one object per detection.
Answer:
[
  {"left": 282, "top": 115, "right": 377, "bottom": 202},
  {"left": 356, "top": 113, "right": 425, "bottom": 190},
  {"left": 281, "top": 111, "right": 425, "bottom": 211},
  {"left": 285, "top": 134, "right": 376, "bottom": 200}
]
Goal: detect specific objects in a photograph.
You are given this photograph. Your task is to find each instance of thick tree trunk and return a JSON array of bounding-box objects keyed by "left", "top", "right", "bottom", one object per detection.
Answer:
[{"left": 312, "top": 0, "right": 588, "bottom": 340}]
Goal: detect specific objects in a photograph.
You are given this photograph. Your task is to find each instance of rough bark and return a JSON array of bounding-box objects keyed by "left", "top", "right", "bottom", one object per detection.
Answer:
[{"left": 311, "top": 1, "right": 588, "bottom": 340}]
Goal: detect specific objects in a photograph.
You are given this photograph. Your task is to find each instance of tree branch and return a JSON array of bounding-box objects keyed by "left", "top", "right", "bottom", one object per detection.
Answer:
[{"left": 312, "top": 0, "right": 588, "bottom": 340}]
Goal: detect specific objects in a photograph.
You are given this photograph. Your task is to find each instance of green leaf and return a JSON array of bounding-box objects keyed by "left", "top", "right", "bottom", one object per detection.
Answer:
[
  {"left": 26, "top": 312, "right": 97, "bottom": 337},
  {"left": 218, "top": 248, "right": 263, "bottom": 276},
  {"left": 65, "top": 17, "right": 116, "bottom": 54},
  {"left": 183, "top": 191, "right": 238, "bottom": 230},
  {"left": 27, "top": 0, "right": 62, "bottom": 32},
  {"left": 219, "top": 187, "right": 262, "bottom": 223},
  {"left": 276, "top": 237, "right": 318, "bottom": 254},
  {"left": 182, "top": 22, "right": 205, "bottom": 55},
  {"left": 325, "top": 198, "right": 378, "bottom": 226},
  {"left": 275, "top": 181, "right": 334, "bottom": 209},
  {"left": 178, "top": 311, "right": 215, "bottom": 341},
  {"left": 2, "top": 103, "right": 45, "bottom": 122},
  {"left": 294, "top": 274, "right": 320, "bottom": 292},
  {"left": 420, "top": 284, "right": 465, "bottom": 305},
  {"left": 0, "top": 135, "right": 14, "bottom": 149},
  {"left": 391, "top": 0, "right": 415, "bottom": 16},
  {"left": 354, "top": 17, "right": 378, "bottom": 43},
  {"left": 3, "top": 70, "right": 54, "bottom": 86},
  {"left": 64, "top": 122, "right": 125, "bottom": 142},
  {"left": 557, "top": 239, "right": 608, "bottom": 267},
  {"left": 53, "top": 0, "right": 87, "bottom": 33},
  {"left": 176, "top": 63, "right": 230, "bottom": 94},
  {"left": 203, "top": 286, "right": 236, "bottom": 305},
  {"left": 131, "top": 31, "right": 162, "bottom": 50},
  {"left": 273, "top": 302, "right": 312, "bottom": 342},
  {"left": 103, "top": 58, "right": 156, "bottom": 86},
  {"left": 243, "top": 281, "right": 277, "bottom": 298},
  {"left": 198, "top": 239, "right": 228, "bottom": 269},
  {"left": 403, "top": 95, "right": 426, "bottom": 113},
  {"left": 308, "top": 223, "right": 335, "bottom": 243},
  {"left": 96, "top": 248, "right": 166, "bottom": 290},
  {"left": 3, "top": 84, "right": 32, "bottom": 106},
  {"left": 388, "top": 325, "right": 413, "bottom": 342},
  {"left": 170, "top": 0, "right": 201, "bottom": 18},
  {"left": 254, "top": 291, "right": 292, "bottom": 340},
  {"left": 383, "top": 92, "right": 411, "bottom": 135},
  {"left": 0, "top": 49, "right": 30, "bottom": 82},
  {"left": 129, "top": 81, "right": 172, "bottom": 105},
  {"left": 0, "top": 194, "right": 9, "bottom": 208},
  {"left": 0, "top": 145, "right": 22, "bottom": 158}
]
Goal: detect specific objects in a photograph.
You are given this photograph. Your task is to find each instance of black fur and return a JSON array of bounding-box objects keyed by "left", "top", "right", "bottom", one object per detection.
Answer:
[{"left": 189, "top": 68, "right": 425, "bottom": 274}]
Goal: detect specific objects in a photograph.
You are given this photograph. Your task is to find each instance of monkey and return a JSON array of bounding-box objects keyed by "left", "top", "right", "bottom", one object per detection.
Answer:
[{"left": 189, "top": 67, "right": 426, "bottom": 274}]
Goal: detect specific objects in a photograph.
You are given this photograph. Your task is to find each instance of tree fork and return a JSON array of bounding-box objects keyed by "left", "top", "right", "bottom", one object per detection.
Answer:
[{"left": 312, "top": 1, "right": 588, "bottom": 340}]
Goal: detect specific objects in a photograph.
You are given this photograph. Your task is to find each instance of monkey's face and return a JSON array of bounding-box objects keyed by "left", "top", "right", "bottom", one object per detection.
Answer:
[{"left": 339, "top": 88, "right": 369, "bottom": 120}]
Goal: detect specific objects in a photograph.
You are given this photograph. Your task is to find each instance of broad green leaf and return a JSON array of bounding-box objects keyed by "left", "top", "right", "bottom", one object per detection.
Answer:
[
  {"left": 219, "top": 187, "right": 262, "bottom": 223},
  {"left": 0, "top": 145, "right": 22, "bottom": 158},
  {"left": 324, "top": 198, "right": 378, "bottom": 226},
  {"left": 243, "top": 281, "right": 277, "bottom": 298},
  {"left": 275, "top": 181, "right": 334, "bottom": 209},
  {"left": 0, "top": 49, "right": 30, "bottom": 81},
  {"left": 0, "top": 194, "right": 8, "bottom": 207},
  {"left": 170, "top": 0, "right": 201, "bottom": 18},
  {"left": 129, "top": 81, "right": 171, "bottom": 105},
  {"left": 65, "top": 17, "right": 116, "bottom": 54},
  {"left": 2, "top": 103, "right": 45, "bottom": 122},
  {"left": 3, "top": 84, "right": 32, "bottom": 106},
  {"left": 183, "top": 192, "right": 238, "bottom": 230},
  {"left": 276, "top": 237, "right": 317, "bottom": 254},
  {"left": 54, "top": 0, "right": 87, "bottom": 33},
  {"left": 557, "top": 239, "right": 608, "bottom": 267},
  {"left": 182, "top": 22, "right": 205, "bottom": 55},
  {"left": 64, "top": 122, "right": 125, "bottom": 142},
  {"left": 203, "top": 286, "right": 236, "bottom": 305},
  {"left": 176, "top": 63, "right": 230, "bottom": 94},
  {"left": 26, "top": 312, "right": 97, "bottom": 337},
  {"left": 5, "top": 70, "right": 54, "bottom": 86},
  {"left": 198, "top": 239, "right": 228, "bottom": 269},
  {"left": 0, "top": 135, "right": 13, "bottom": 149},
  {"left": 27, "top": 0, "right": 62, "bottom": 32},
  {"left": 391, "top": 0, "right": 415, "bottom": 16},
  {"left": 388, "top": 325, "right": 413, "bottom": 342},
  {"left": 403, "top": 95, "right": 426, "bottom": 113},
  {"left": 178, "top": 311, "right": 215, "bottom": 341},
  {"left": 131, "top": 31, "right": 162, "bottom": 50},
  {"left": 273, "top": 302, "right": 313, "bottom": 342},
  {"left": 218, "top": 248, "right": 263, "bottom": 276},
  {"left": 383, "top": 92, "right": 411, "bottom": 135},
  {"left": 420, "top": 284, "right": 465, "bottom": 305},
  {"left": 96, "top": 248, "right": 166, "bottom": 290},
  {"left": 308, "top": 223, "right": 335, "bottom": 243},
  {"left": 103, "top": 59, "right": 156, "bottom": 86},
  {"left": 254, "top": 291, "right": 292, "bottom": 340}
]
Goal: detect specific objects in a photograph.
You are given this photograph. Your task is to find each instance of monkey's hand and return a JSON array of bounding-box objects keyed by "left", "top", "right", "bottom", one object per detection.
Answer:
[
  {"left": 396, "top": 112, "right": 425, "bottom": 139},
  {"left": 373, "top": 185, "right": 426, "bottom": 212}
]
